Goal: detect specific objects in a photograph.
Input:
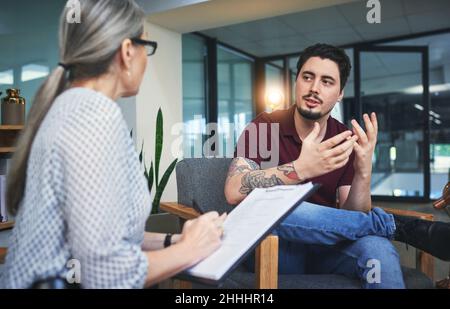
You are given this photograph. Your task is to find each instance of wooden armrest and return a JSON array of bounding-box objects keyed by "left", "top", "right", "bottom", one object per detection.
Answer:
[
  {"left": 378, "top": 206, "right": 434, "bottom": 280},
  {"left": 379, "top": 207, "right": 434, "bottom": 221},
  {"left": 160, "top": 202, "right": 201, "bottom": 220},
  {"left": 0, "top": 221, "right": 14, "bottom": 231},
  {"left": 256, "top": 235, "right": 279, "bottom": 289},
  {"left": 0, "top": 247, "right": 7, "bottom": 264}
]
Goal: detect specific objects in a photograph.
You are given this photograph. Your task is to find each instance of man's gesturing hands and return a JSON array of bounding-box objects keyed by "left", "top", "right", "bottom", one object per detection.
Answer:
[
  {"left": 351, "top": 113, "right": 378, "bottom": 178},
  {"left": 293, "top": 113, "right": 378, "bottom": 181}
]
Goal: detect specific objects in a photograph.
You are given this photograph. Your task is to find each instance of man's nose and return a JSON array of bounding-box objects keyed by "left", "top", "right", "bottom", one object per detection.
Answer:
[{"left": 310, "top": 79, "right": 320, "bottom": 94}]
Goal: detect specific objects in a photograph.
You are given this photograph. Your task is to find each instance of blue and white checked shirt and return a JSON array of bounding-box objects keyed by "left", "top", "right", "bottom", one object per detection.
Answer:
[{"left": 1, "top": 88, "right": 151, "bottom": 288}]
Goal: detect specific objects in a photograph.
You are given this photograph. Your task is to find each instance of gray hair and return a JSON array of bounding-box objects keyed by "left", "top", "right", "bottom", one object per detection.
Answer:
[{"left": 7, "top": 0, "right": 145, "bottom": 215}]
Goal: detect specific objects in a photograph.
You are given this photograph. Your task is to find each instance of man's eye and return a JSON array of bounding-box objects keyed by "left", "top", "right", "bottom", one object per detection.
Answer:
[
  {"left": 323, "top": 80, "right": 333, "bottom": 85},
  {"left": 303, "top": 75, "right": 312, "bottom": 81}
]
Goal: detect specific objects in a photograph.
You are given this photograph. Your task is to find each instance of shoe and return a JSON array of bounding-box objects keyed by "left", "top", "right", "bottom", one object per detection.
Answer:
[
  {"left": 434, "top": 182, "right": 450, "bottom": 210},
  {"left": 393, "top": 214, "right": 450, "bottom": 261}
]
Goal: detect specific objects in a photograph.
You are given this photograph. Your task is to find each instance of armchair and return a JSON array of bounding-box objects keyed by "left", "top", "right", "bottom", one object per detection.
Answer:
[{"left": 161, "top": 158, "right": 435, "bottom": 289}]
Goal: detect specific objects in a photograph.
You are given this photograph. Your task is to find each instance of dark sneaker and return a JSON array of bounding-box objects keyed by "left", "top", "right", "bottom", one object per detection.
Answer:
[{"left": 393, "top": 214, "right": 450, "bottom": 261}]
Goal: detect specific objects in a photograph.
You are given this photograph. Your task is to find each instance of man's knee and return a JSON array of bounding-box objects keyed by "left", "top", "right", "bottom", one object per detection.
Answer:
[
  {"left": 354, "top": 235, "right": 400, "bottom": 262},
  {"left": 352, "top": 236, "right": 404, "bottom": 288}
]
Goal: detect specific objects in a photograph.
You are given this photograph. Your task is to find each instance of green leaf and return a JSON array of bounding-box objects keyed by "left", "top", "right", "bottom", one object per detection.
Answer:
[
  {"left": 153, "top": 158, "right": 178, "bottom": 213},
  {"left": 148, "top": 161, "right": 154, "bottom": 194},
  {"left": 155, "top": 108, "right": 163, "bottom": 186},
  {"left": 139, "top": 141, "right": 144, "bottom": 164},
  {"left": 143, "top": 161, "right": 149, "bottom": 180}
]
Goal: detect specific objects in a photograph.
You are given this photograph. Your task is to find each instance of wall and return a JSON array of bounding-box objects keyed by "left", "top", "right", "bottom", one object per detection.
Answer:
[
  {"left": 118, "top": 97, "right": 137, "bottom": 136},
  {"left": 135, "top": 21, "right": 183, "bottom": 203}
]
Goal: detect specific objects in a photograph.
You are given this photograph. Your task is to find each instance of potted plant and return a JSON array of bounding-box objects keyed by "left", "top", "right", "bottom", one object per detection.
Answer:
[{"left": 132, "top": 108, "right": 179, "bottom": 233}]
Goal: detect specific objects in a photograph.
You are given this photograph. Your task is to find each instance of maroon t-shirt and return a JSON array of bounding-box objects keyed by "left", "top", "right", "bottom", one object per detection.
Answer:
[{"left": 234, "top": 105, "right": 355, "bottom": 208}]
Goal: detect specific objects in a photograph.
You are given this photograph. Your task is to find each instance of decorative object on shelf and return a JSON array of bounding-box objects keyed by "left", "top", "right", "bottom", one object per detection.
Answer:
[{"left": 1, "top": 88, "right": 26, "bottom": 126}]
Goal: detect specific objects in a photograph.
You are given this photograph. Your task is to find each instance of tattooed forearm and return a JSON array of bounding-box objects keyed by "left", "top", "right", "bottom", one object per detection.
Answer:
[
  {"left": 243, "top": 158, "right": 260, "bottom": 170},
  {"left": 277, "top": 162, "right": 300, "bottom": 180},
  {"left": 227, "top": 158, "right": 260, "bottom": 179},
  {"left": 239, "top": 171, "right": 285, "bottom": 195}
]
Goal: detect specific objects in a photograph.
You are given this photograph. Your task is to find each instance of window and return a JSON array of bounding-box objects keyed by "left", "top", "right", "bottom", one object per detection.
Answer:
[
  {"left": 381, "top": 32, "right": 450, "bottom": 199},
  {"left": 217, "top": 45, "right": 254, "bottom": 157},
  {"left": 182, "top": 34, "right": 207, "bottom": 158},
  {"left": 265, "top": 64, "right": 284, "bottom": 112},
  {"left": 0, "top": 0, "right": 66, "bottom": 115}
]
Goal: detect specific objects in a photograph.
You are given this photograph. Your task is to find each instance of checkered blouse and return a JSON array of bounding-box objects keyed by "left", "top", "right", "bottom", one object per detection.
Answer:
[{"left": 1, "top": 88, "right": 151, "bottom": 288}]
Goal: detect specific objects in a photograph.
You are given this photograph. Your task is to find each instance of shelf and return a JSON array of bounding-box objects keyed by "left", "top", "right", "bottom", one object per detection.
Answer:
[
  {"left": 0, "top": 221, "right": 14, "bottom": 231},
  {"left": 0, "top": 125, "right": 24, "bottom": 131},
  {"left": 0, "top": 247, "right": 6, "bottom": 264},
  {"left": 0, "top": 147, "right": 15, "bottom": 154}
]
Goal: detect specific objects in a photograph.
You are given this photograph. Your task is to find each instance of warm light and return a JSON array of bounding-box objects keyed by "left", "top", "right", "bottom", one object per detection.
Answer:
[{"left": 265, "top": 89, "right": 284, "bottom": 110}]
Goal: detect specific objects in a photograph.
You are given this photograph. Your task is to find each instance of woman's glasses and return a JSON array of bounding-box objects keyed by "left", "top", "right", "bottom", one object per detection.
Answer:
[{"left": 131, "top": 38, "right": 158, "bottom": 56}]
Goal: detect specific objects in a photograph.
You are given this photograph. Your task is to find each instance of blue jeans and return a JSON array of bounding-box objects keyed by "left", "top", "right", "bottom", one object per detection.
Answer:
[{"left": 246, "top": 202, "right": 405, "bottom": 289}]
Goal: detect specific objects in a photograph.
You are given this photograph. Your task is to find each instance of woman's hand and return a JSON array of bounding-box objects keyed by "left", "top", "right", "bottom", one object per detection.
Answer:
[{"left": 178, "top": 211, "right": 227, "bottom": 267}]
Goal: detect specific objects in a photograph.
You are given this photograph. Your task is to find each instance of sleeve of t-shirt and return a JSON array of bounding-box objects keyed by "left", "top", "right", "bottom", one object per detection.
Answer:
[{"left": 337, "top": 151, "right": 355, "bottom": 187}]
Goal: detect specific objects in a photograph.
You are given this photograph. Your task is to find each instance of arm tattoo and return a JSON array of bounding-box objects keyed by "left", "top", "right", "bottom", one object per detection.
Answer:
[
  {"left": 227, "top": 158, "right": 260, "bottom": 179},
  {"left": 277, "top": 162, "right": 300, "bottom": 180},
  {"left": 243, "top": 158, "right": 260, "bottom": 170},
  {"left": 240, "top": 171, "right": 285, "bottom": 195}
]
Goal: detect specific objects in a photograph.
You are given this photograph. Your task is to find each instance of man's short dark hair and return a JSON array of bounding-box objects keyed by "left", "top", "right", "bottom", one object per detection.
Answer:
[{"left": 296, "top": 43, "right": 351, "bottom": 92}]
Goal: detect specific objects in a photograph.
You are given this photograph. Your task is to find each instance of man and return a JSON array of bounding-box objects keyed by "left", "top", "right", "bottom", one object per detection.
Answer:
[{"left": 225, "top": 44, "right": 450, "bottom": 288}]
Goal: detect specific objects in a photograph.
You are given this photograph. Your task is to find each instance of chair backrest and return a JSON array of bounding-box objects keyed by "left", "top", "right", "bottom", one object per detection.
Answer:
[{"left": 176, "top": 158, "right": 234, "bottom": 214}]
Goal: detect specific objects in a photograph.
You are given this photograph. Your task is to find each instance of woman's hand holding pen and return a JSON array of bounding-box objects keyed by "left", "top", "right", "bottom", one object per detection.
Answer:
[{"left": 178, "top": 211, "right": 227, "bottom": 267}]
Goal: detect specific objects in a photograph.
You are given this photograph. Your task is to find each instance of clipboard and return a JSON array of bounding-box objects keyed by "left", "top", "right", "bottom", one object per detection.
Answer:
[{"left": 175, "top": 182, "right": 321, "bottom": 286}]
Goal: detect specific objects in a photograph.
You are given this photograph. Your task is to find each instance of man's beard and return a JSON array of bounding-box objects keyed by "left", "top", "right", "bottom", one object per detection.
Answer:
[
  {"left": 297, "top": 105, "right": 323, "bottom": 120},
  {"left": 297, "top": 94, "right": 334, "bottom": 121}
]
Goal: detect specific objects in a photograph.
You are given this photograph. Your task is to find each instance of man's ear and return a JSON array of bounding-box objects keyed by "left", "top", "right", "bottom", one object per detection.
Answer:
[
  {"left": 120, "top": 39, "right": 134, "bottom": 70},
  {"left": 338, "top": 90, "right": 344, "bottom": 102}
]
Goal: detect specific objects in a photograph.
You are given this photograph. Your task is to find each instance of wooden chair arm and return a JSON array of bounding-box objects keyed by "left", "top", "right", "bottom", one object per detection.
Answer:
[
  {"left": 380, "top": 207, "right": 434, "bottom": 221},
  {"left": 256, "top": 235, "right": 278, "bottom": 289},
  {"left": 379, "top": 206, "right": 434, "bottom": 280},
  {"left": 160, "top": 202, "right": 201, "bottom": 220},
  {"left": 160, "top": 201, "right": 279, "bottom": 288}
]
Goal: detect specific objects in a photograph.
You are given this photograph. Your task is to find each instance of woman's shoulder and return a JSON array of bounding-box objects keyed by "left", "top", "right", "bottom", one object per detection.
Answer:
[
  {"left": 55, "top": 87, "right": 121, "bottom": 122},
  {"left": 56, "top": 87, "right": 119, "bottom": 113},
  {"left": 52, "top": 88, "right": 126, "bottom": 141}
]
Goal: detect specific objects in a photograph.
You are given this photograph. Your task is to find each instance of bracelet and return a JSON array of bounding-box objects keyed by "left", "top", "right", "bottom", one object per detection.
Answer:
[{"left": 164, "top": 233, "right": 172, "bottom": 248}]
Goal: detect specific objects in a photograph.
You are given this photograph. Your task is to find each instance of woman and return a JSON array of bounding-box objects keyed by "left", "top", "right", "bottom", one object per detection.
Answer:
[{"left": 1, "top": 0, "right": 225, "bottom": 289}]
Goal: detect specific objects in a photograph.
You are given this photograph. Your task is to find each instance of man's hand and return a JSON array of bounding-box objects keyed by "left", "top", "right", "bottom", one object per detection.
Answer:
[
  {"left": 294, "top": 122, "right": 358, "bottom": 180},
  {"left": 351, "top": 113, "right": 378, "bottom": 178}
]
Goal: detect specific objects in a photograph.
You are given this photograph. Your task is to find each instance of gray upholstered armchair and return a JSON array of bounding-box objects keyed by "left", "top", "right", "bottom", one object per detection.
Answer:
[{"left": 161, "top": 158, "right": 435, "bottom": 289}]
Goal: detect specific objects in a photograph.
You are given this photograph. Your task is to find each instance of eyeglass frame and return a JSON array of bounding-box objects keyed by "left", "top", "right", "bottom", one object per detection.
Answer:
[{"left": 130, "top": 38, "right": 158, "bottom": 56}]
